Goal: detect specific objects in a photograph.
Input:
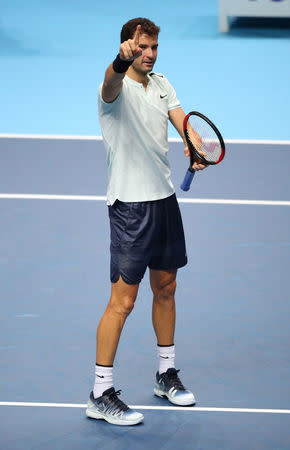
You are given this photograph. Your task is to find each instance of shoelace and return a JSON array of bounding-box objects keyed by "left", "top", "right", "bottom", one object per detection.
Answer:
[
  {"left": 166, "top": 369, "right": 186, "bottom": 391},
  {"left": 105, "top": 389, "right": 129, "bottom": 413}
]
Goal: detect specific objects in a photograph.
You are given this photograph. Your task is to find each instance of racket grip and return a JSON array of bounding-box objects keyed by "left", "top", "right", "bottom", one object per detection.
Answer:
[{"left": 180, "top": 169, "right": 195, "bottom": 191}]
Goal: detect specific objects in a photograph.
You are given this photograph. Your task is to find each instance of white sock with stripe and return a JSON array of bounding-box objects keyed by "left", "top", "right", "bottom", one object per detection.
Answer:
[
  {"left": 93, "top": 364, "right": 114, "bottom": 399},
  {"left": 158, "top": 344, "right": 175, "bottom": 374}
]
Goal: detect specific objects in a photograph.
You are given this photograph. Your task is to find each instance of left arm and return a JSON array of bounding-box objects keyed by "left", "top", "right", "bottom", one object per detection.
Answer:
[{"left": 168, "top": 107, "right": 206, "bottom": 171}]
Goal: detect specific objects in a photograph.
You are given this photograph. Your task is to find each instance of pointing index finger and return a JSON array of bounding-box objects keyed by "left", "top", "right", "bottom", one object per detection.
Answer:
[{"left": 134, "top": 24, "right": 142, "bottom": 45}]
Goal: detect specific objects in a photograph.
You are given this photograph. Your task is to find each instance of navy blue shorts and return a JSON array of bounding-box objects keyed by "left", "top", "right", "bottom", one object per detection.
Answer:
[{"left": 108, "top": 193, "right": 187, "bottom": 284}]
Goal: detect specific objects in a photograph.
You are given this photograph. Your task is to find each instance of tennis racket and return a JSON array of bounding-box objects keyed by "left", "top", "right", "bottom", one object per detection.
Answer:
[{"left": 180, "top": 112, "right": 225, "bottom": 191}]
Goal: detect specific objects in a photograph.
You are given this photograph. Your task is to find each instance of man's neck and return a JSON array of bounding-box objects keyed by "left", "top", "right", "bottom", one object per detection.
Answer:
[{"left": 126, "top": 67, "right": 149, "bottom": 89}]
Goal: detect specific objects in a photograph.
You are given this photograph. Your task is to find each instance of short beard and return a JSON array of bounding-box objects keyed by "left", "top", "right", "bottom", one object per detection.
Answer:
[{"left": 131, "top": 60, "right": 155, "bottom": 76}]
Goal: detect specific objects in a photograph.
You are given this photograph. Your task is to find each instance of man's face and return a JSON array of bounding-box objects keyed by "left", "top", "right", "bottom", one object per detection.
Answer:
[{"left": 131, "top": 33, "right": 158, "bottom": 75}]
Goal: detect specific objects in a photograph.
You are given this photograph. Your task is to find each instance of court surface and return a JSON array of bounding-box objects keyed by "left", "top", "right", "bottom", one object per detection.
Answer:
[{"left": 0, "top": 137, "right": 290, "bottom": 449}]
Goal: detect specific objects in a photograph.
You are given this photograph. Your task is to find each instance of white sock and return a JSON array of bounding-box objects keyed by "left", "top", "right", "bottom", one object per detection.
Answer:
[
  {"left": 158, "top": 344, "right": 175, "bottom": 374},
  {"left": 93, "top": 365, "right": 114, "bottom": 399}
]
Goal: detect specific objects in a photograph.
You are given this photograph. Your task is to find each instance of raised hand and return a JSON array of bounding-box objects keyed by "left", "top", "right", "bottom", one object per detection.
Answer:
[{"left": 119, "top": 24, "right": 142, "bottom": 61}]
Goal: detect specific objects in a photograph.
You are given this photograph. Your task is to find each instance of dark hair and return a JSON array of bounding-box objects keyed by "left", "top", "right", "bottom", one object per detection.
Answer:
[{"left": 121, "top": 17, "right": 160, "bottom": 43}]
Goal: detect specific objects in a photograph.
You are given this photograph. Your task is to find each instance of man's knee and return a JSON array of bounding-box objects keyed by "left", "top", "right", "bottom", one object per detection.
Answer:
[
  {"left": 108, "top": 275, "right": 139, "bottom": 316},
  {"left": 109, "top": 294, "right": 136, "bottom": 316}
]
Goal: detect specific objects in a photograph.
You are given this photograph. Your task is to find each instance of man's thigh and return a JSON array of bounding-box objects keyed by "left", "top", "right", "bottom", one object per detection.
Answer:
[
  {"left": 110, "top": 275, "right": 139, "bottom": 303},
  {"left": 149, "top": 268, "right": 177, "bottom": 293}
]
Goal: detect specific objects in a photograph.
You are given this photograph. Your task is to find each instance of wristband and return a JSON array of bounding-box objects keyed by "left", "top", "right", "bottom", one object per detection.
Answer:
[{"left": 112, "top": 54, "right": 133, "bottom": 73}]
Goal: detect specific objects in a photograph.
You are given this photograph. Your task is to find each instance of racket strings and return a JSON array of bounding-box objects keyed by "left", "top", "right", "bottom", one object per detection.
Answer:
[{"left": 187, "top": 116, "right": 222, "bottom": 163}]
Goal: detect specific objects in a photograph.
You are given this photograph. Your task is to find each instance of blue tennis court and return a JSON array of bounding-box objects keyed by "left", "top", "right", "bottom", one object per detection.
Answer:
[
  {"left": 0, "top": 138, "right": 290, "bottom": 449},
  {"left": 1, "top": 0, "right": 290, "bottom": 448}
]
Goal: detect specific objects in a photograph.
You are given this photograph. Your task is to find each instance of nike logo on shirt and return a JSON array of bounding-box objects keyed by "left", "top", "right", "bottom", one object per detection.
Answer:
[
  {"left": 96, "top": 374, "right": 105, "bottom": 378},
  {"left": 160, "top": 94, "right": 167, "bottom": 99}
]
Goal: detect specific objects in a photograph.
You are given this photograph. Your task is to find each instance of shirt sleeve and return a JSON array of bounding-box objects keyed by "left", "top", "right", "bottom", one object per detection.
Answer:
[
  {"left": 98, "top": 83, "right": 122, "bottom": 115},
  {"left": 163, "top": 77, "right": 181, "bottom": 111},
  {"left": 98, "top": 83, "right": 123, "bottom": 153}
]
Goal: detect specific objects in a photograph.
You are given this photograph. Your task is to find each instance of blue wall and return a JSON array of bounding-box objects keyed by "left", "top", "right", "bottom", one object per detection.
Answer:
[{"left": 0, "top": 0, "right": 290, "bottom": 139}]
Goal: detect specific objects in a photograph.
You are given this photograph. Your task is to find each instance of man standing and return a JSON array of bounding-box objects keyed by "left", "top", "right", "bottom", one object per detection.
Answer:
[{"left": 86, "top": 18, "right": 206, "bottom": 426}]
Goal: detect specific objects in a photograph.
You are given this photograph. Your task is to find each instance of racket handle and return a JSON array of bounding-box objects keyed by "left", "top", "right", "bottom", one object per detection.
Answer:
[{"left": 180, "top": 169, "right": 195, "bottom": 191}]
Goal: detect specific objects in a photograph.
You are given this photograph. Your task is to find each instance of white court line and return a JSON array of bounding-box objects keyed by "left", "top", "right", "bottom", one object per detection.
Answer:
[
  {"left": 0, "top": 134, "right": 290, "bottom": 146},
  {"left": 0, "top": 401, "right": 289, "bottom": 414},
  {"left": 0, "top": 194, "right": 107, "bottom": 201},
  {"left": 0, "top": 193, "right": 289, "bottom": 206},
  {"left": 224, "top": 139, "right": 290, "bottom": 146},
  {"left": 178, "top": 198, "right": 290, "bottom": 206},
  {"left": 0, "top": 134, "right": 103, "bottom": 141},
  {"left": 169, "top": 138, "right": 290, "bottom": 146}
]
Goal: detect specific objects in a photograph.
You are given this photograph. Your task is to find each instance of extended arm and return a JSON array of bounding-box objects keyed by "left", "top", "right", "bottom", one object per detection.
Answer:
[{"left": 102, "top": 25, "right": 142, "bottom": 103}]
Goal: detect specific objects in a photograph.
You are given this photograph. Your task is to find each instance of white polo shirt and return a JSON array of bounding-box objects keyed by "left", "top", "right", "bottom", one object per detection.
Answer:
[{"left": 98, "top": 73, "right": 181, "bottom": 205}]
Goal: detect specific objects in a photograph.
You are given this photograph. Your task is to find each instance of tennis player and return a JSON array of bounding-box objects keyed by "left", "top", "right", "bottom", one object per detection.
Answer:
[{"left": 86, "top": 17, "right": 206, "bottom": 426}]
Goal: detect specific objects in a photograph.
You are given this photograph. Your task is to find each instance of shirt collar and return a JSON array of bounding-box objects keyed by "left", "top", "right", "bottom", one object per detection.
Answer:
[{"left": 125, "top": 74, "right": 152, "bottom": 88}]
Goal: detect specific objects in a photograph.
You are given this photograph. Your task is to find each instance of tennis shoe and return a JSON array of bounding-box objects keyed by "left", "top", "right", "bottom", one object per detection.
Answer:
[
  {"left": 154, "top": 368, "right": 196, "bottom": 406},
  {"left": 86, "top": 387, "right": 144, "bottom": 426}
]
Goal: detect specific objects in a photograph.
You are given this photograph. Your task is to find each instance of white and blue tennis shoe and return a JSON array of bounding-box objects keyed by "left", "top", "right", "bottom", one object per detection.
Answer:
[
  {"left": 86, "top": 387, "right": 144, "bottom": 426},
  {"left": 154, "top": 368, "right": 196, "bottom": 406}
]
